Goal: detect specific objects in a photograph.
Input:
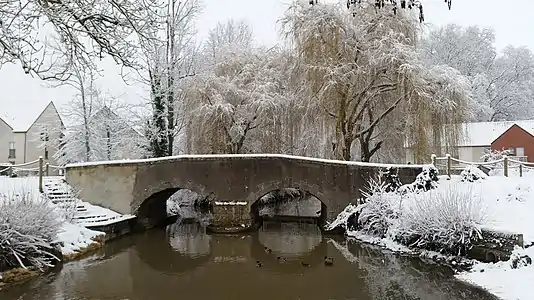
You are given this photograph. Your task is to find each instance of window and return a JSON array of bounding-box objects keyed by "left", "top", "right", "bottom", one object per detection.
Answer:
[
  {"left": 507, "top": 147, "right": 516, "bottom": 156},
  {"left": 516, "top": 147, "right": 525, "bottom": 157},
  {"left": 40, "top": 128, "right": 49, "bottom": 142},
  {"left": 106, "top": 128, "right": 112, "bottom": 160},
  {"left": 8, "top": 141, "right": 15, "bottom": 159}
]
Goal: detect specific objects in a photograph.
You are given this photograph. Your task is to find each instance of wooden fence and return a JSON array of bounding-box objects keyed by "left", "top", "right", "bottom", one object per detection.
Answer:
[
  {"left": 431, "top": 154, "right": 534, "bottom": 177},
  {"left": 0, "top": 157, "right": 66, "bottom": 192}
]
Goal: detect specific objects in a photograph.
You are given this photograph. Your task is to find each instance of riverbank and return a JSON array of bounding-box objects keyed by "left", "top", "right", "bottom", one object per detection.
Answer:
[
  {"left": 0, "top": 222, "right": 105, "bottom": 290},
  {"left": 328, "top": 168, "right": 534, "bottom": 300},
  {"left": 0, "top": 177, "right": 107, "bottom": 290}
]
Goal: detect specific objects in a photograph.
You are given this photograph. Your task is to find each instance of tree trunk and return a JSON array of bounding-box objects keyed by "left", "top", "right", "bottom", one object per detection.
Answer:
[
  {"left": 80, "top": 81, "right": 91, "bottom": 162},
  {"left": 150, "top": 70, "right": 169, "bottom": 157},
  {"left": 166, "top": 0, "right": 176, "bottom": 156}
]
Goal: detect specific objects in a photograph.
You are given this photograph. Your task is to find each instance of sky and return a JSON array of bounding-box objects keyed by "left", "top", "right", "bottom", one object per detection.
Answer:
[{"left": 1, "top": 0, "right": 533, "bottom": 128}]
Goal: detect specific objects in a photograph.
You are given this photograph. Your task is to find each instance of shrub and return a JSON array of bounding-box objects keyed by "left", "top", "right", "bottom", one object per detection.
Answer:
[
  {"left": 397, "top": 165, "right": 439, "bottom": 194},
  {"left": 0, "top": 186, "right": 62, "bottom": 271},
  {"left": 460, "top": 165, "right": 488, "bottom": 182},
  {"left": 378, "top": 167, "right": 403, "bottom": 192},
  {"left": 354, "top": 177, "right": 399, "bottom": 237},
  {"left": 480, "top": 148, "right": 511, "bottom": 163},
  {"left": 395, "top": 186, "right": 486, "bottom": 255}
]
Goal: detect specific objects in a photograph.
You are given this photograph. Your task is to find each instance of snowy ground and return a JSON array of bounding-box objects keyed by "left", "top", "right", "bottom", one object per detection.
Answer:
[
  {"left": 0, "top": 176, "right": 132, "bottom": 256},
  {"left": 328, "top": 169, "right": 534, "bottom": 300},
  {"left": 449, "top": 171, "right": 534, "bottom": 300}
]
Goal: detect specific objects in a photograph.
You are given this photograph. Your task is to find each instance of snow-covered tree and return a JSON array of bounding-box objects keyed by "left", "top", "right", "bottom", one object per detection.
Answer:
[
  {"left": 281, "top": 1, "right": 470, "bottom": 162},
  {"left": 184, "top": 41, "right": 284, "bottom": 154},
  {"left": 48, "top": 71, "right": 145, "bottom": 165},
  {"left": 142, "top": 0, "right": 202, "bottom": 157},
  {"left": 0, "top": 0, "right": 161, "bottom": 80},
  {"left": 204, "top": 19, "right": 254, "bottom": 62},
  {"left": 420, "top": 24, "right": 534, "bottom": 121}
]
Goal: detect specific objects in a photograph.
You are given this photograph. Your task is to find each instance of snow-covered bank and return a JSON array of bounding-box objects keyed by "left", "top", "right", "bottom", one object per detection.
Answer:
[
  {"left": 56, "top": 223, "right": 104, "bottom": 258},
  {"left": 328, "top": 168, "right": 534, "bottom": 300},
  {"left": 0, "top": 177, "right": 110, "bottom": 273},
  {"left": 457, "top": 246, "right": 534, "bottom": 300}
]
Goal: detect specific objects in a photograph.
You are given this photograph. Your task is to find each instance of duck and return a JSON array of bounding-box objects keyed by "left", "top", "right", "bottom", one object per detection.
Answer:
[
  {"left": 301, "top": 262, "right": 310, "bottom": 267},
  {"left": 277, "top": 256, "right": 287, "bottom": 263},
  {"left": 264, "top": 246, "right": 272, "bottom": 254},
  {"left": 256, "top": 261, "right": 262, "bottom": 267},
  {"left": 324, "top": 256, "right": 334, "bottom": 266}
]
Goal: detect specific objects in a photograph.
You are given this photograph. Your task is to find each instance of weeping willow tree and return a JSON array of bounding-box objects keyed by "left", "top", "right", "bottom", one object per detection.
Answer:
[
  {"left": 281, "top": 0, "right": 471, "bottom": 162},
  {"left": 182, "top": 43, "right": 287, "bottom": 154}
]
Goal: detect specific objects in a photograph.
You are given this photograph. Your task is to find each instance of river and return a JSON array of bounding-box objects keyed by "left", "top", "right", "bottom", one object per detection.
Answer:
[{"left": 1, "top": 222, "right": 496, "bottom": 300}]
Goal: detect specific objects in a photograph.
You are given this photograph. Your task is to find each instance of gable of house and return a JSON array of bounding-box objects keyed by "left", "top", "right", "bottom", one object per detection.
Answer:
[
  {"left": 491, "top": 124, "right": 534, "bottom": 161},
  {"left": 25, "top": 102, "right": 65, "bottom": 165},
  {"left": 0, "top": 101, "right": 65, "bottom": 165}
]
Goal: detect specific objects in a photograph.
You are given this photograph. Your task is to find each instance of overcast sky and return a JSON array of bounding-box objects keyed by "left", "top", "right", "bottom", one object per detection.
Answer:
[{"left": 2, "top": 0, "right": 533, "bottom": 128}]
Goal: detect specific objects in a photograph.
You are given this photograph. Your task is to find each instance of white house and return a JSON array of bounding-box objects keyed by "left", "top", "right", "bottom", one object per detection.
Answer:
[{"left": 0, "top": 101, "right": 65, "bottom": 172}]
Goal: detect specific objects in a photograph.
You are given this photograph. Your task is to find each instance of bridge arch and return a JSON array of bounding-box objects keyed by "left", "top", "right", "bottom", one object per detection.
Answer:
[
  {"left": 248, "top": 182, "right": 329, "bottom": 229},
  {"left": 135, "top": 187, "right": 212, "bottom": 229}
]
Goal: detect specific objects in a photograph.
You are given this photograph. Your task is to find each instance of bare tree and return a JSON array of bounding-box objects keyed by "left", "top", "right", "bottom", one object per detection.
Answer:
[{"left": 0, "top": 0, "right": 162, "bottom": 80}]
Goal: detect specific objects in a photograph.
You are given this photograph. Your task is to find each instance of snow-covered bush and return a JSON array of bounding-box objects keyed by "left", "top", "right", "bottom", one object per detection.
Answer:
[
  {"left": 481, "top": 148, "right": 511, "bottom": 163},
  {"left": 352, "top": 177, "right": 399, "bottom": 237},
  {"left": 509, "top": 246, "right": 532, "bottom": 269},
  {"left": 460, "top": 165, "right": 488, "bottom": 182},
  {"left": 378, "top": 167, "right": 403, "bottom": 192},
  {"left": 0, "top": 187, "right": 62, "bottom": 271},
  {"left": 395, "top": 186, "right": 486, "bottom": 255},
  {"left": 397, "top": 165, "right": 439, "bottom": 194}
]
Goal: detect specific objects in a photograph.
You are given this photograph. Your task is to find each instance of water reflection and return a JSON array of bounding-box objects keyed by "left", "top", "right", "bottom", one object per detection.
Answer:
[
  {"left": 1, "top": 222, "right": 497, "bottom": 300},
  {"left": 259, "top": 222, "right": 322, "bottom": 256},
  {"left": 166, "top": 222, "right": 211, "bottom": 256}
]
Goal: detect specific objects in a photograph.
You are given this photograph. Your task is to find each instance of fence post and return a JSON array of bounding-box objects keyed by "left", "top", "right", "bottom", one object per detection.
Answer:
[
  {"left": 519, "top": 163, "right": 523, "bottom": 177},
  {"left": 431, "top": 154, "right": 436, "bottom": 165},
  {"left": 446, "top": 153, "right": 451, "bottom": 178},
  {"left": 38, "top": 156, "right": 44, "bottom": 193},
  {"left": 503, "top": 155, "right": 508, "bottom": 177},
  {"left": 45, "top": 163, "right": 49, "bottom": 177}
]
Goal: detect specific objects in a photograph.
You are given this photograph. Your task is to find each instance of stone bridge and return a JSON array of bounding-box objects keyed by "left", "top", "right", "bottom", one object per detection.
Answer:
[{"left": 65, "top": 154, "right": 424, "bottom": 232}]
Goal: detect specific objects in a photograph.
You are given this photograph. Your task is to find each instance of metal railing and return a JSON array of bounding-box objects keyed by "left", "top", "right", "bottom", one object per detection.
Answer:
[
  {"left": 431, "top": 154, "right": 534, "bottom": 177},
  {"left": 0, "top": 157, "right": 66, "bottom": 192}
]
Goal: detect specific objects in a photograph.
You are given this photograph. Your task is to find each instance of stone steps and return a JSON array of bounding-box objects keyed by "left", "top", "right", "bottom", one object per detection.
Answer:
[{"left": 41, "top": 176, "right": 132, "bottom": 227}]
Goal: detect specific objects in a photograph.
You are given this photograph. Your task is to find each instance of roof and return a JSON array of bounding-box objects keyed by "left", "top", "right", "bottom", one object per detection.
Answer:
[
  {"left": 1, "top": 101, "right": 62, "bottom": 132},
  {"left": 459, "top": 120, "right": 534, "bottom": 147}
]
